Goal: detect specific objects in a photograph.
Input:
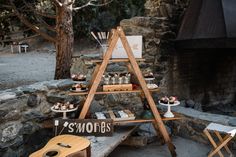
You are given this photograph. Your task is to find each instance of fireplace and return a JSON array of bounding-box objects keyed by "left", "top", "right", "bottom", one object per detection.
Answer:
[
  {"left": 167, "top": 49, "right": 236, "bottom": 116},
  {"left": 170, "top": 0, "right": 236, "bottom": 116}
]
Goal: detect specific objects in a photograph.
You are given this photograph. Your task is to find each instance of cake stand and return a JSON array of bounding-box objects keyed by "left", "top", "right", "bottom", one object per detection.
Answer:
[
  {"left": 51, "top": 106, "right": 78, "bottom": 119},
  {"left": 159, "top": 101, "right": 180, "bottom": 118}
]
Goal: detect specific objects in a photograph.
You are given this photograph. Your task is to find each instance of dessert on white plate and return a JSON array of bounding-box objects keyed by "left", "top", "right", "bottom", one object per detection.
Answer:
[{"left": 147, "top": 83, "right": 158, "bottom": 89}]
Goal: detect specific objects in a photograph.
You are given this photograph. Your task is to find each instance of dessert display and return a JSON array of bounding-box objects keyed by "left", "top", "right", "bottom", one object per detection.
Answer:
[
  {"left": 169, "top": 96, "right": 177, "bottom": 104},
  {"left": 102, "top": 72, "right": 132, "bottom": 92},
  {"left": 160, "top": 96, "right": 178, "bottom": 104},
  {"left": 147, "top": 83, "right": 158, "bottom": 89},
  {"left": 71, "top": 73, "right": 86, "bottom": 81},
  {"left": 102, "top": 72, "right": 131, "bottom": 85},
  {"left": 159, "top": 96, "right": 179, "bottom": 118},
  {"left": 160, "top": 96, "right": 169, "bottom": 104},
  {"left": 71, "top": 83, "right": 88, "bottom": 92},
  {"left": 52, "top": 102, "right": 75, "bottom": 111},
  {"left": 93, "top": 110, "right": 135, "bottom": 121},
  {"left": 51, "top": 102, "right": 79, "bottom": 119},
  {"left": 143, "top": 71, "right": 154, "bottom": 79}
]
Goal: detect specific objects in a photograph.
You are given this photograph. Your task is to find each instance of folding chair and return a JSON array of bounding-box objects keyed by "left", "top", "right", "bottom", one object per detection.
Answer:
[{"left": 204, "top": 123, "right": 236, "bottom": 157}]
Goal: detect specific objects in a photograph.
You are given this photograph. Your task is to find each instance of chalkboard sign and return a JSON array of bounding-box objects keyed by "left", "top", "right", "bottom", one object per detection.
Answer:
[{"left": 54, "top": 119, "right": 113, "bottom": 136}]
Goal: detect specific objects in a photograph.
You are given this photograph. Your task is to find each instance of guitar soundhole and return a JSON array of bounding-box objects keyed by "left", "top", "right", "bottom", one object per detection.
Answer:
[{"left": 45, "top": 151, "right": 59, "bottom": 157}]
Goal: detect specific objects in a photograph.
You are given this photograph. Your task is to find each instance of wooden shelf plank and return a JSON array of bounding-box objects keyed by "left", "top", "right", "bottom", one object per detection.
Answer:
[
  {"left": 91, "top": 58, "right": 145, "bottom": 63},
  {"left": 69, "top": 88, "right": 160, "bottom": 96},
  {"left": 113, "top": 117, "right": 181, "bottom": 125}
]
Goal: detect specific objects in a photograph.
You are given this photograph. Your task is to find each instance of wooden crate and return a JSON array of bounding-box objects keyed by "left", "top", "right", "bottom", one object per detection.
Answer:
[{"left": 103, "top": 84, "right": 132, "bottom": 92}]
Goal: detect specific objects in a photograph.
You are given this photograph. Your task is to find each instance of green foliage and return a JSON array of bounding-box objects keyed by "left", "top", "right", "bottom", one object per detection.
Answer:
[
  {"left": 73, "top": 0, "right": 145, "bottom": 38},
  {"left": 0, "top": 0, "right": 145, "bottom": 39}
]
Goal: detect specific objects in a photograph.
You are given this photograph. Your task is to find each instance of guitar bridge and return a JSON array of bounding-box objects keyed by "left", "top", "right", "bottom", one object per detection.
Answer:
[{"left": 57, "top": 143, "right": 71, "bottom": 148}]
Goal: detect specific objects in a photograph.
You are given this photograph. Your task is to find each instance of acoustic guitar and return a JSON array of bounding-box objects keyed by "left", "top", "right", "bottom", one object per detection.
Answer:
[{"left": 29, "top": 134, "right": 91, "bottom": 157}]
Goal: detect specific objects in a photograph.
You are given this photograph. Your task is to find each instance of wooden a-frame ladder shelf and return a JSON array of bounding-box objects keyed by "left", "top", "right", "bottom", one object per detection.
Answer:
[{"left": 73, "top": 27, "right": 178, "bottom": 157}]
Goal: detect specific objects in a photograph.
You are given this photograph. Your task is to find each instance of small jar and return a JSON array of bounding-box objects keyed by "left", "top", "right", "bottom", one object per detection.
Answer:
[
  {"left": 124, "top": 76, "right": 129, "bottom": 84},
  {"left": 118, "top": 77, "right": 123, "bottom": 84},
  {"left": 104, "top": 77, "right": 110, "bottom": 85},
  {"left": 111, "top": 77, "right": 116, "bottom": 85}
]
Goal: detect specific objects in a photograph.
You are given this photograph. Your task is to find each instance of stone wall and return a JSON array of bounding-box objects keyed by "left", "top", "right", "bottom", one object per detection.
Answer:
[
  {"left": 120, "top": 0, "right": 236, "bottom": 115},
  {"left": 0, "top": 80, "right": 78, "bottom": 156},
  {"left": 120, "top": 0, "right": 189, "bottom": 96},
  {"left": 0, "top": 78, "right": 144, "bottom": 157}
]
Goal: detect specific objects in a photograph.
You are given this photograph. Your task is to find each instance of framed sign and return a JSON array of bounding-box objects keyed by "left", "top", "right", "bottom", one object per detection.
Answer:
[
  {"left": 54, "top": 119, "right": 113, "bottom": 136},
  {"left": 111, "top": 36, "right": 142, "bottom": 58}
]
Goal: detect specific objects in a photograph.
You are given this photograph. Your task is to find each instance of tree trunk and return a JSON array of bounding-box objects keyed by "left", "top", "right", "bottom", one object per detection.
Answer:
[{"left": 55, "top": 3, "right": 73, "bottom": 79}]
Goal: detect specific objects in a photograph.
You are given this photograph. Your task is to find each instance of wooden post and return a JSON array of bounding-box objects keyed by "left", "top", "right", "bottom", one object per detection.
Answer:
[{"left": 117, "top": 26, "right": 176, "bottom": 156}]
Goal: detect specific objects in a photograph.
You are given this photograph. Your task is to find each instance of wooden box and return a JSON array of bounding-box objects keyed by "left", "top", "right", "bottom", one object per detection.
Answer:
[{"left": 103, "top": 84, "right": 132, "bottom": 92}]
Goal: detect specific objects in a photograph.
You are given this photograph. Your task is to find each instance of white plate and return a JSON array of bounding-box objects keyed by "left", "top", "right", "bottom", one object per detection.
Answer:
[
  {"left": 73, "top": 80, "right": 87, "bottom": 84},
  {"left": 51, "top": 105, "right": 78, "bottom": 113},
  {"left": 144, "top": 77, "right": 155, "bottom": 81}
]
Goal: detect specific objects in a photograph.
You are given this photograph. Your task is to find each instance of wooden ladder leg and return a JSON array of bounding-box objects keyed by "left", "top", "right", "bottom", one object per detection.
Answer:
[
  {"left": 117, "top": 26, "right": 176, "bottom": 157},
  {"left": 208, "top": 135, "right": 233, "bottom": 157},
  {"left": 152, "top": 121, "right": 166, "bottom": 145},
  {"left": 214, "top": 131, "right": 233, "bottom": 155},
  {"left": 78, "top": 30, "right": 119, "bottom": 119},
  {"left": 203, "top": 129, "right": 224, "bottom": 157},
  {"left": 89, "top": 63, "right": 101, "bottom": 89}
]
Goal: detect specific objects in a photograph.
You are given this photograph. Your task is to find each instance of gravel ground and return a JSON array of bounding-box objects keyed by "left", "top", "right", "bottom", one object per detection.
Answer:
[{"left": 0, "top": 51, "right": 55, "bottom": 90}]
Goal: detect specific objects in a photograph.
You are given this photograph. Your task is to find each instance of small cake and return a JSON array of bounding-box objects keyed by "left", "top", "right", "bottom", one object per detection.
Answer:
[
  {"left": 71, "top": 73, "right": 86, "bottom": 81},
  {"left": 69, "top": 104, "right": 74, "bottom": 109},
  {"left": 61, "top": 105, "right": 67, "bottom": 110},
  {"left": 169, "top": 96, "right": 177, "bottom": 104},
  {"left": 53, "top": 102, "right": 76, "bottom": 111},
  {"left": 54, "top": 104, "right": 60, "bottom": 110},
  {"left": 72, "top": 83, "right": 88, "bottom": 91},
  {"left": 160, "top": 96, "right": 169, "bottom": 104},
  {"left": 80, "top": 84, "right": 87, "bottom": 90},
  {"left": 77, "top": 74, "right": 86, "bottom": 81},
  {"left": 144, "top": 72, "right": 154, "bottom": 78},
  {"left": 147, "top": 83, "right": 158, "bottom": 89}
]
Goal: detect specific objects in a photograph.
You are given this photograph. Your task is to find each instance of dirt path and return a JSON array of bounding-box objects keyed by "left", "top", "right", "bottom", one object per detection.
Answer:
[
  {"left": 0, "top": 40, "right": 98, "bottom": 90},
  {"left": 0, "top": 51, "right": 55, "bottom": 90}
]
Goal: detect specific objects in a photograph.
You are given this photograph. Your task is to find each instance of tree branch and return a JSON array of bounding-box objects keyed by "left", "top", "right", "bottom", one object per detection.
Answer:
[
  {"left": 22, "top": 0, "right": 56, "bottom": 19},
  {"left": 0, "top": 34, "right": 40, "bottom": 43},
  {"left": 0, "top": 4, "right": 13, "bottom": 9},
  {"left": 7, "top": 28, "right": 32, "bottom": 35},
  {"left": 51, "top": 0, "right": 63, "bottom": 7},
  {"left": 9, "top": 0, "right": 56, "bottom": 43},
  {"left": 22, "top": 0, "right": 56, "bottom": 32},
  {"left": 34, "top": 11, "right": 56, "bottom": 19},
  {"left": 73, "top": 0, "right": 113, "bottom": 11},
  {"left": 66, "top": 0, "right": 75, "bottom": 6}
]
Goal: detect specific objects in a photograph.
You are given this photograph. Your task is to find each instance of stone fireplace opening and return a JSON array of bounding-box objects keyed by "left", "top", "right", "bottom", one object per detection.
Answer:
[
  {"left": 168, "top": 49, "right": 236, "bottom": 116},
  {"left": 171, "top": 0, "right": 236, "bottom": 116}
]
